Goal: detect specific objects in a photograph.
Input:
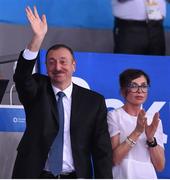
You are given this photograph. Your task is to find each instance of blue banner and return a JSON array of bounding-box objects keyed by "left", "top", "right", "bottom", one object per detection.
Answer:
[
  {"left": 0, "top": 105, "right": 25, "bottom": 132},
  {"left": 0, "top": 0, "right": 113, "bottom": 29},
  {"left": 0, "top": 0, "right": 170, "bottom": 29}
]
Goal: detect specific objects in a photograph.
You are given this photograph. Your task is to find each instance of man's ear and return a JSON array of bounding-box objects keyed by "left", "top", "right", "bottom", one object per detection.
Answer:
[{"left": 73, "top": 60, "right": 76, "bottom": 72}]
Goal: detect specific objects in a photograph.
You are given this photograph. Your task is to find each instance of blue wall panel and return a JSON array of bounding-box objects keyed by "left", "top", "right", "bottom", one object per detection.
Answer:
[
  {"left": 0, "top": 0, "right": 170, "bottom": 29},
  {"left": 0, "top": 0, "right": 113, "bottom": 29}
]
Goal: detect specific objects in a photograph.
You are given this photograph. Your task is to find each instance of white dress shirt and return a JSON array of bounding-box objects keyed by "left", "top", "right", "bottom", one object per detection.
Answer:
[{"left": 49, "top": 84, "right": 75, "bottom": 173}]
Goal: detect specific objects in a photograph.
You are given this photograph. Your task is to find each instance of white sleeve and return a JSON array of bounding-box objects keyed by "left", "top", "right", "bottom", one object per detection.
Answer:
[
  {"left": 107, "top": 109, "right": 120, "bottom": 138},
  {"left": 23, "top": 48, "right": 39, "bottom": 60}
]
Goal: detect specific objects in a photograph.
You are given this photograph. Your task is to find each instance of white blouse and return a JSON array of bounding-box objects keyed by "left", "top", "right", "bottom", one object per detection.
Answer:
[{"left": 107, "top": 107, "right": 164, "bottom": 179}]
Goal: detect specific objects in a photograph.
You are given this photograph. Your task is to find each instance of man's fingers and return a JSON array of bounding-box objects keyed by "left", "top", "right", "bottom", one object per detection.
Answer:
[
  {"left": 26, "top": 6, "right": 40, "bottom": 21},
  {"left": 26, "top": 6, "right": 34, "bottom": 17},
  {"left": 33, "top": 6, "right": 40, "bottom": 19},
  {"left": 25, "top": 6, "right": 35, "bottom": 22},
  {"left": 42, "top": 14, "right": 47, "bottom": 24}
]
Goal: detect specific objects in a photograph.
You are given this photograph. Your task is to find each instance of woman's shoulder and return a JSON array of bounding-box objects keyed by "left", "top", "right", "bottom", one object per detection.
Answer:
[
  {"left": 107, "top": 107, "right": 124, "bottom": 123},
  {"left": 108, "top": 107, "right": 124, "bottom": 115}
]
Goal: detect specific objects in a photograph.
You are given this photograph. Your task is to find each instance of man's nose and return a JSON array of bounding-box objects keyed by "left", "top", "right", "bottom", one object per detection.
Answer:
[{"left": 55, "top": 62, "right": 61, "bottom": 70}]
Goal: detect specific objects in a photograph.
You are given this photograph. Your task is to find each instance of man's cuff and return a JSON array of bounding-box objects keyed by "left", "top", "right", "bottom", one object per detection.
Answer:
[{"left": 23, "top": 49, "right": 39, "bottom": 60}]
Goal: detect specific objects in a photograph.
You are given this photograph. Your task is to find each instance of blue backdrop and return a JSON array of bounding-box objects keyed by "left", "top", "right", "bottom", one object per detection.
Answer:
[{"left": 0, "top": 0, "right": 170, "bottom": 29}]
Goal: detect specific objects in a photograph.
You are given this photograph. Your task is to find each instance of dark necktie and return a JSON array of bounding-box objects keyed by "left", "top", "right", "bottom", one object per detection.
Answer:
[{"left": 48, "top": 91, "right": 65, "bottom": 176}]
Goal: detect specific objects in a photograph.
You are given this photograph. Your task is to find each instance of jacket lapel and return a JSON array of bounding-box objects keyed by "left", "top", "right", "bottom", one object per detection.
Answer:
[
  {"left": 47, "top": 80, "right": 58, "bottom": 122},
  {"left": 70, "top": 84, "right": 82, "bottom": 128}
]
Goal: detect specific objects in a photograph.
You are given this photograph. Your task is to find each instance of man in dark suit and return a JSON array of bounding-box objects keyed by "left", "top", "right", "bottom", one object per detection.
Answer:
[{"left": 12, "top": 6, "right": 113, "bottom": 179}]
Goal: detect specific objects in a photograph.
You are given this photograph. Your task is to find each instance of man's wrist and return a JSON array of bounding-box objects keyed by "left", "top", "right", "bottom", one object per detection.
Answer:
[
  {"left": 27, "top": 34, "right": 45, "bottom": 52},
  {"left": 23, "top": 49, "right": 39, "bottom": 60}
]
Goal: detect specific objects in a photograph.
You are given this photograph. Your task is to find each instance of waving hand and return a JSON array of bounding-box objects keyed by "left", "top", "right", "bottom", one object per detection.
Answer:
[{"left": 25, "top": 6, "right": 47, "bottom": 51}]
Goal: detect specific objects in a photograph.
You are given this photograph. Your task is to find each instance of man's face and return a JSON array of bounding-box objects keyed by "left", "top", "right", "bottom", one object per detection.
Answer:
[{"left": 46, "top": 47, "right": 76, "bottom": 90}]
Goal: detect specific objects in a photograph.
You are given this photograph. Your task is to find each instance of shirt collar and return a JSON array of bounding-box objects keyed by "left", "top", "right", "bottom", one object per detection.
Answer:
[{"left": 52, "top": 83, "right": 73, "bottom": 99}]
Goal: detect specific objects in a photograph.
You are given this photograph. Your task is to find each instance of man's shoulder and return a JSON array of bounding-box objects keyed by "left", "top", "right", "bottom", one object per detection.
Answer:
[
  {"left": 32, "top": 73, "right": 48, "bottom": 79},
  {"left": 73, "top": 83, "right": 104, "bottom": 99},
  {"left": 32, "top": 73, "right": 50, "bottom": 84}
]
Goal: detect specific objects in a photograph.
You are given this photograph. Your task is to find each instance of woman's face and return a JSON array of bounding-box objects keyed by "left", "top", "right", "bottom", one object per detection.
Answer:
[{"left": 123, "top": 75, "right": 149, "bottom": 106}]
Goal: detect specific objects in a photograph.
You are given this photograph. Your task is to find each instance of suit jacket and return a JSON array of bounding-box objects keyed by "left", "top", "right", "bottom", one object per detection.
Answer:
[{"left": 12, "top": 52, "right": 113, "bottom": 178}]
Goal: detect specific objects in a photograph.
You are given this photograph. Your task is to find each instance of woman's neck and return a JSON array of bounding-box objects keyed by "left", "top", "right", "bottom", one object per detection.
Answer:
[{"left": 123, "top": 103, "right": 141, "bottom": 116}]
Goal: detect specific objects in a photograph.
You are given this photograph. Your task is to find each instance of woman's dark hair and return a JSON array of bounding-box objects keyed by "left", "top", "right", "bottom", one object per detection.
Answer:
[
  {"left": 46, "top": 44, "right": 75, "bottom": 60},
  {"left": 119, "top": 69, "right": 150, "bottom": 90}
]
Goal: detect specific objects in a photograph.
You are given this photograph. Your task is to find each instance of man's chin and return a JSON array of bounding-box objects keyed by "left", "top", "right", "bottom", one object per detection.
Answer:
[
  {"left": 52, "top": 77, "right": 65, "bottom": 83},
  {"left": 52, "top": 74, "right": 64, "bottom": 79}
]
